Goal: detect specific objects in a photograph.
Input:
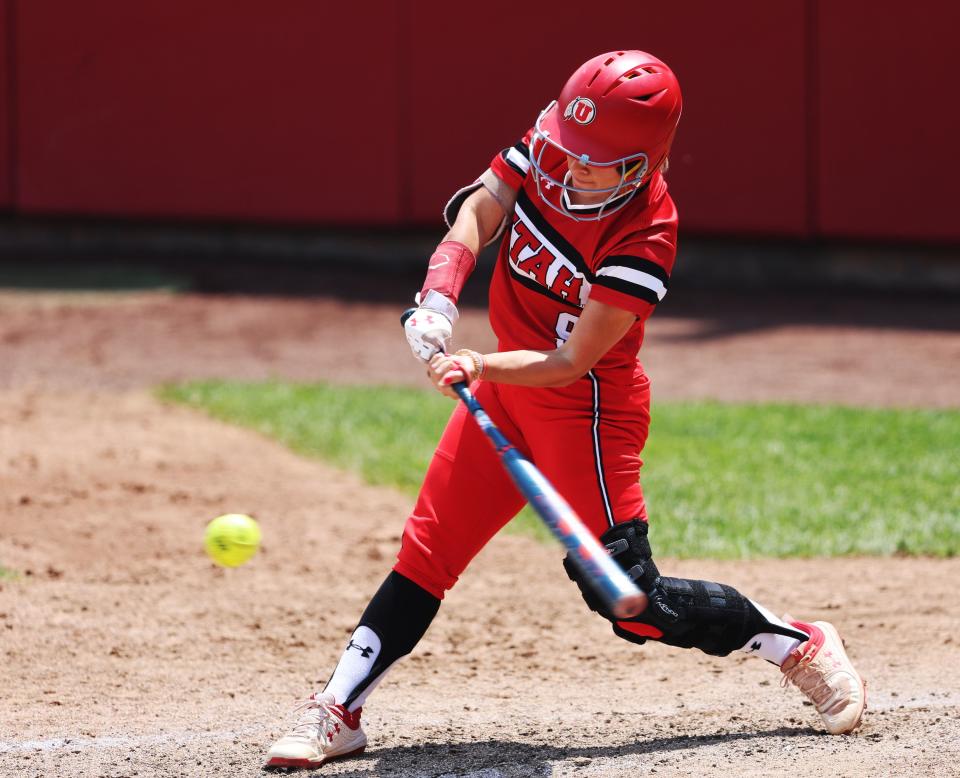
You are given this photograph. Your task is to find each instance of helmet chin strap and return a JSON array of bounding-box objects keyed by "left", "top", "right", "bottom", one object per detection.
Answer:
[{"left": 623, "top": 157, "right": 648, "bottom": 183}]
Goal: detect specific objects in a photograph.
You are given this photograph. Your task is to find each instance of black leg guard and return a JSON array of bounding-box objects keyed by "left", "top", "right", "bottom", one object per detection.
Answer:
[{"left": 564, "top": 519, "right": 808, "bottom": 657}]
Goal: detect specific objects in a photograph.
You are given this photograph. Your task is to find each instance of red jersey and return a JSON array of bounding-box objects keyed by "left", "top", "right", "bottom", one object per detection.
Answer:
[
  {"left": 397, "top": 134, "right": 676, "bottom": 596},
  {"left": 487, "top": 131, "right": 677, "bottom": 391}
]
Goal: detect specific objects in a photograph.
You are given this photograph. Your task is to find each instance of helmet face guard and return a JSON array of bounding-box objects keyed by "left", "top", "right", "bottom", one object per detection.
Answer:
[{"left": 529, "top": 101, "right": 650, "bottom": 222}]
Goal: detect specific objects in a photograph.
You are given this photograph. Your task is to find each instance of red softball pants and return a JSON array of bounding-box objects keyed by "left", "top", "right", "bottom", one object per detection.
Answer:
[{"left": 394, "top": 374, "right": 651, "bottom": 600}]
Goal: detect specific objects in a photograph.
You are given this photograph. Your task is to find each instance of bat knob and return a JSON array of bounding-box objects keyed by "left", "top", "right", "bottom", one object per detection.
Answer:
[{"left": 400, "top": 307, "right": 418, "bottom": 327}]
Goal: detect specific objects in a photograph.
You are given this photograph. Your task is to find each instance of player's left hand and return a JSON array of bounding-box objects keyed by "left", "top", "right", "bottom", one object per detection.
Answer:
[
  {"left": 405, "top": 308, "right": 453, "bottom": 361},
  {"left": 427, "top": 351, "right": 481, "bottom": 398},
  {"left": 404, "top": 290, "right": 460, "bottom": 362}
]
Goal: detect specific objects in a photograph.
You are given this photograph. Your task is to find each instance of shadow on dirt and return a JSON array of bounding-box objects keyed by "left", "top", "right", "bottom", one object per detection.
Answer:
[
  {"left": 4, "top": 255, "right": 957, "bottom": 337},
  {"left": 2, "top": 217, "right": 958, "bottom": 335},
  {"left": 653, "top": 286, "right": 960, "bottom": 338},
  {"left": 270, "top": 726, "right": 818, "bottom": 776}
]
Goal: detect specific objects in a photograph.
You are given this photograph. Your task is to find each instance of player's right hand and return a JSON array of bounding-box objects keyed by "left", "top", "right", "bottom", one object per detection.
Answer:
[
  {"left": 427, "top": 352, "right": 468, "bottom": 398},
  {"left": 404, "top": 290, "right": 459, "bottom": 361}
]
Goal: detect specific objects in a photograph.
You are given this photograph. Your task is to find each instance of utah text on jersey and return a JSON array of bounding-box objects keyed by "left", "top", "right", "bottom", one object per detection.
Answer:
[{"left": 508, "top": 190, "right": 669, "bottom": 312}]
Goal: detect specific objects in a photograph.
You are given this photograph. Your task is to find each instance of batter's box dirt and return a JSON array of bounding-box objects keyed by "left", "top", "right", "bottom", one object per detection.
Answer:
[{"left": 1, "top": 290, "right": 958, "bottom": 777}]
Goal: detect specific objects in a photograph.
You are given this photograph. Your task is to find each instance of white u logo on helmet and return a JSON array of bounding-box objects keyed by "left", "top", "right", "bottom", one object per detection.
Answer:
[{"left": 563, "top": 97, "right": 596, "bottom": 125}]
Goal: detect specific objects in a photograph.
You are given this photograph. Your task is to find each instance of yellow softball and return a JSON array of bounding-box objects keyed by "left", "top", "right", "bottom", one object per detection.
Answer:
[{"left": 204, "top": 513, "right": 261, "bottom": 568}]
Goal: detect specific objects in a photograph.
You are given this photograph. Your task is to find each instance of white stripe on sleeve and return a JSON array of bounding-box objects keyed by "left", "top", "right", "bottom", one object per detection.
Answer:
[
  {"left": 595, "top": 265, "right": 668, "bottom": 300},
  {"left": 506, "top": 146, "right": 531, "bottom": 174}
]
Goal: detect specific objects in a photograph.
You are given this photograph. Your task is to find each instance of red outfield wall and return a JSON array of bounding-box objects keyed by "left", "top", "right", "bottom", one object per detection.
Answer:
[
  {"left": 7, "top": 1, "right": 960, "bottom": 242},
  {"left": 16, "top": 1, "right": 402, "bottom": 224},
  {"left": 404, "top": 2, "right": 810, "bottom": 237},
  {"left": 0, "top": 0, "right": 12, "bottom": 209},
  {"left": 817, "top": 3, "right": 960, "bottom": 242}
]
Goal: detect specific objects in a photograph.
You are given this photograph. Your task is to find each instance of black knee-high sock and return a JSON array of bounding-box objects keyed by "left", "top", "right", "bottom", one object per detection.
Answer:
[{"left": 323, "top": 571, "right": 440, "bottom": 710}]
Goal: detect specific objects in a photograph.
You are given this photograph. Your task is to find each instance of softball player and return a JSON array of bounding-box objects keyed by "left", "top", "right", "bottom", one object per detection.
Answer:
[{"left": 265, "top": 50, "right": 866, "bottom": 770}]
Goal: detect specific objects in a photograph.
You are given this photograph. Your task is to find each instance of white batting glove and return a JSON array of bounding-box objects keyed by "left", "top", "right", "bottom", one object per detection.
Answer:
[{"left": 404, "top": 290, "right": 459, "bottom": 361}]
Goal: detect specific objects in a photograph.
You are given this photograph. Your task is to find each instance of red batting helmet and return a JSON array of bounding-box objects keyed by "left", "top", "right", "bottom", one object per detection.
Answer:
[{"left": 530, "top": 50, "right": 683, "bottom": 220}]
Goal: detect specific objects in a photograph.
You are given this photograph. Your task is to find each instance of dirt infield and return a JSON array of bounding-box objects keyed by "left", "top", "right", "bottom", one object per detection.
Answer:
[{"left": 1, "top": 287, "right": 958, "bottom": 777}]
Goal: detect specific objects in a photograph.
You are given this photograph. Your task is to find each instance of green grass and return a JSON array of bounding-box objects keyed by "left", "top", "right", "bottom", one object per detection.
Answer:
[
  {"left": 0, "top": 565, "right": 18, "bottom": 580},
  {"left": 642, "top": 403, "right": 959, "bottom": 557},
  {"left": 160, "top": 381, "right": 960, "bottom": 558}
]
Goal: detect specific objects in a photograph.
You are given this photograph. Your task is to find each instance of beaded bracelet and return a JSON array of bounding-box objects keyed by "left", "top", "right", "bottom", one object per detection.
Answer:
[{"left": 454, "top": 349, "right": 486, "bottom": 381}]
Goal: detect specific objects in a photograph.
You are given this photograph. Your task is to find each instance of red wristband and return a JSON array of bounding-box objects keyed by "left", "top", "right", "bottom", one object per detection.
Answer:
[{"left": 420, "top": 240, "right": 477, "bottom": 305}]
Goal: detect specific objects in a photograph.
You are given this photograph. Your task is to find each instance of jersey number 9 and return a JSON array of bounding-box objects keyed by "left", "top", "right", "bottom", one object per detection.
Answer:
[{"left": 555, "top": 312, "right": 579, "bottom": 347}]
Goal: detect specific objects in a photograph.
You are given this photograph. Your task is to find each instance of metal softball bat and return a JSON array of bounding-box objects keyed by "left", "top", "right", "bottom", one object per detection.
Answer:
[{"left": 401, "top": 308, "right": 647, "bottom": 619}]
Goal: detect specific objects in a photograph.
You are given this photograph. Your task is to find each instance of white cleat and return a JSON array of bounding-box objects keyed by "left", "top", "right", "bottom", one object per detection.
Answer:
[
  {"left": 781, "top": 620, "right": 867, "bottom": 734},
  {"left": 265, "top": 692, "right": 367, "bottom": 769}
]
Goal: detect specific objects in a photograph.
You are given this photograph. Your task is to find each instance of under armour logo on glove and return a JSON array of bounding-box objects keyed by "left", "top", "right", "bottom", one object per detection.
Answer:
[
  {"left": 347, "top": 639, "right": 374, "bottom": 658},
  {"left": 407, "top": 315, "right": 436, "bottom": 328},
  {"left": 404, "top": 292, "right": 455, "bottom": 362}
]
